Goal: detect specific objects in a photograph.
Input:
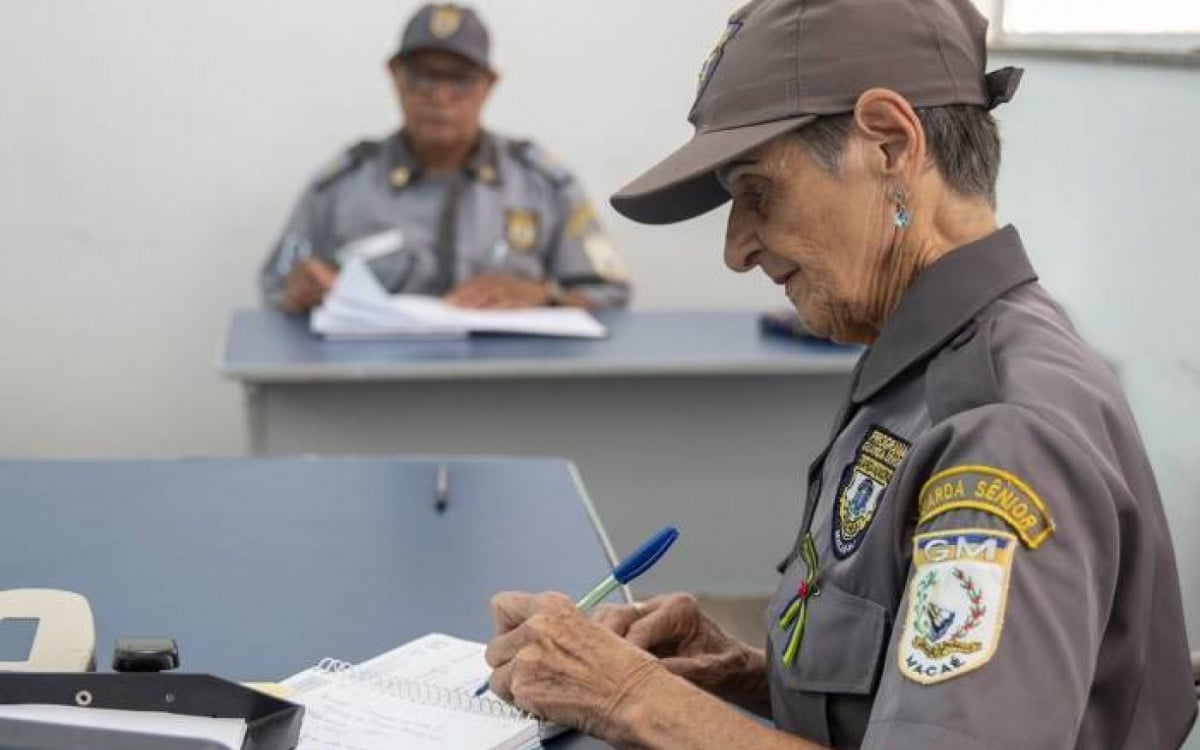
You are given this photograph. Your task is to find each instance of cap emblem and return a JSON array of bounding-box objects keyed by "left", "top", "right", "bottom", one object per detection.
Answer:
[
  {"left": 429, "top": 5, "right": 463, "bottom": 39},
  {"left": 696, "top": 20, "right": 742, "bottom": 98}
]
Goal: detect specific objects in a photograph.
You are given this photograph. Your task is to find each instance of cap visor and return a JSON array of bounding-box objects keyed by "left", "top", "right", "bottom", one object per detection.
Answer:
[
  {"left": 394, "top": 45, "right": 493, "bottom": 73},
  {"left": 610, "top": 115, "right": 814, "bottom": 225}
]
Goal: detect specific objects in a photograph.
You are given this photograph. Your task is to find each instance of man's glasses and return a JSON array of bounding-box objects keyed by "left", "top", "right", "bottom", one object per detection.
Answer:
[{"left": 402, "top": 65, "right": 483, "bottom": 97}]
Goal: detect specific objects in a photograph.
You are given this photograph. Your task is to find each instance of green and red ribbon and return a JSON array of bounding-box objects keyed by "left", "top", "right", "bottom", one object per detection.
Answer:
[{"left": 778, "top": 533, "right": 820, "bottom": 667}]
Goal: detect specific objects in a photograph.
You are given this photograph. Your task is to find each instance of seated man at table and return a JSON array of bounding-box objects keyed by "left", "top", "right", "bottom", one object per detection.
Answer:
[{"left": 260, "top": 3, "right": 631, "bottom": 314}]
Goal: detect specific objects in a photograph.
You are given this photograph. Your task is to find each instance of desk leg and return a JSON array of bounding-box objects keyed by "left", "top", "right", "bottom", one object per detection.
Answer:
[{"left": 243, "top": 385, "right": 267, "bottom": 456}]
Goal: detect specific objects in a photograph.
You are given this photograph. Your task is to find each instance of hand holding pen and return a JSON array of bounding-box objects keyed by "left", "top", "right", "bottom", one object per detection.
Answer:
[{"left": 475, "top": 526, "right": 679, "bottom": 697}]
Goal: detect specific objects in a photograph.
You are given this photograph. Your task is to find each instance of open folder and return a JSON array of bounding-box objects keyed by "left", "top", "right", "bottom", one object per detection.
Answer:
[{"left": 311, "top": 259, "right": 608, "bottom": 340}]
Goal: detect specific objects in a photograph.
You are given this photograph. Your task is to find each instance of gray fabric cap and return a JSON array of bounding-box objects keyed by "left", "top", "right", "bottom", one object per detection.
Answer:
[
  {"left": 396, "top": 3, "right": 492, "bottom": 72},
  {"left": 611, "top": 0, "right": 1023, "bottom": 225}
]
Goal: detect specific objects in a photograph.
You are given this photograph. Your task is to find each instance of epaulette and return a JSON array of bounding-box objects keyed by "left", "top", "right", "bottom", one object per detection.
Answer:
[
  {"left": 315, "top": 140, "right": 381, "bottom": 192},
  {"left": 924, "top": 312, "right": 1003, "bottom": 425},
  {"left": 509, "top": 139, "right": 573, "bottom": 189}
]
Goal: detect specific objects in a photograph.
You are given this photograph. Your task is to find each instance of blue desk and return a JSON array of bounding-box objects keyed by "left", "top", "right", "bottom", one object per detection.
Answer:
[
  {"left": 0, "top": 456, "right": 624, "bottom": 749},
  {"left": 222, "top": 308, "right": 858, "bottom": 382},
  {"left": 220, "top": 309, "right": 859, "bottom": 597}
]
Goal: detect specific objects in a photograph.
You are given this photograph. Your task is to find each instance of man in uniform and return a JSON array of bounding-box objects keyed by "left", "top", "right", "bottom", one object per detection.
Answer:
[
  {"left": 477, "top": 0, "right": 1197, "bottom": 748},
  {"left": 260, "top": 3, "right": 630, "bottom": 313}
]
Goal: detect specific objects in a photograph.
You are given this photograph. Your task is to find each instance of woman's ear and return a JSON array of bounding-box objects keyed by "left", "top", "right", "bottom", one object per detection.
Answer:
[{"left": 851, "top": 88, "right": 926, "bottom": 180}]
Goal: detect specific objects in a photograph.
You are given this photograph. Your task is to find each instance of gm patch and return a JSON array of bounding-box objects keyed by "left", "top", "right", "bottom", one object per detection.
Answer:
[
  {"left": 899, "top": 529, "right": 1014, "bottom": 685},
  {"left": 919, "top": 465, "right": 1056, "bottom": 548},
  {"left": 832, "top": 425, "right": 910, "bottom": 558}
]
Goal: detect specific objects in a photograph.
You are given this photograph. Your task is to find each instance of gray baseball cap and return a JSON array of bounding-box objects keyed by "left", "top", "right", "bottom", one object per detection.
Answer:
[
  {"left": 394, "top": 3, "right": 492, "bottom": 72},
  {"left": 611, "top": 0, "right": 1022, "bottom": 225}
]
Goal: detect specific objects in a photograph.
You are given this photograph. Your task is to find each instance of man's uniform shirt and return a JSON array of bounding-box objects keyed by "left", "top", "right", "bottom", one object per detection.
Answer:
[
  {"left": 765, "top": 226, "right": 1195, "bottom": 749},
  {"left": 260, "top": 130, "right": 631, "bottom": 309}
]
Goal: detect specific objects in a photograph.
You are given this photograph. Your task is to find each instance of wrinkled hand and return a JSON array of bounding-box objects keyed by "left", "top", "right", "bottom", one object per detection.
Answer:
[
  {"left": 281, "top": 258, "right": 336, "bottom": 314},
  {"left": 485, "top": 591, "right": 666, "bottom": 742},
  {"left": 592, "top": 593, "right": 755, "bottom": 695},
  {"left": 445, "top": 274, "right": 549, "bottom": 309}
]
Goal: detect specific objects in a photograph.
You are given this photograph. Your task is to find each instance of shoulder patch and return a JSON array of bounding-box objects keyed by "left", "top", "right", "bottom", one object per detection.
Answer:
[
  {"left": 566, "top": 202, "right": 597, "bottom": 239},
  {"left": 919, "top": 465, "right": 1055, "bottom": 549},
  {"left": 832, "top": 425, "right": 911, "bottom": 559},
  {"left": 509, "top": 140, "right": 572, "bottom": 189},
  {"left": 899, "top": 528, "right": 1014, "bottom": 685},
  {"left": 315, "top": 140, "right": 380, "bottom": 192}
]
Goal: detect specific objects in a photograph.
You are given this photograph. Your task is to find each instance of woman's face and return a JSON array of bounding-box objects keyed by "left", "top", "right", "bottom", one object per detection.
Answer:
[{"left": 722, "top": 132, "right": 894, "bottom": 344}]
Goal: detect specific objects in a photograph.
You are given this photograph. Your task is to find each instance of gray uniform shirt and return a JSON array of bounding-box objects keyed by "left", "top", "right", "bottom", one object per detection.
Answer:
[
  {"left": 260, "top": 130, "right": 631, "bottom": 309},
  {"left": 765, "top": 226, "right": 1195, "bottom": 749}
]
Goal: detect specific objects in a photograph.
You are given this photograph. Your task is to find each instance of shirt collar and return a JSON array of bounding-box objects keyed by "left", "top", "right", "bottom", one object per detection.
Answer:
[
  {"left": 387, "top": 130, "right": 502, "bottom": 189},
  {"left": 851, "top": 225, "right": 1037, "bottom": 403}
]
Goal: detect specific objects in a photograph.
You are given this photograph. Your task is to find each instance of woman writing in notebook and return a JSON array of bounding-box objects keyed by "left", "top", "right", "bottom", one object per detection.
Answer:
[{"left": 480, "top": 0, "right": 1194, "bottom": 748}]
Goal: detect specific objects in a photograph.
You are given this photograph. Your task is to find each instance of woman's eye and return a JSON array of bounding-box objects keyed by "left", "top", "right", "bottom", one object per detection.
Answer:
[
  {"left": 739, "top": 192, "right": 767, "bottom": 215},
  {"left": 735, "top": 191, "right": 756, "bottom": 205}
]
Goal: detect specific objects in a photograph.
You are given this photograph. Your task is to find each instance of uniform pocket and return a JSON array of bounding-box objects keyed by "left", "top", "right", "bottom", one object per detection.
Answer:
[{"left": 766, "top": 579, "right": 889, "bottom": 746}]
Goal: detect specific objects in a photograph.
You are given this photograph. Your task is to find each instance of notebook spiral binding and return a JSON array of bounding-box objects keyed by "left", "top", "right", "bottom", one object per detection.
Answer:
[{"left": 314, "top": 657, "right": 534, "bottom": 723}]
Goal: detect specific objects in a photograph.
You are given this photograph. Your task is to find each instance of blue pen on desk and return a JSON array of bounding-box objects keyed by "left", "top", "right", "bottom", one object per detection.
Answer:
[
  {"left": 435, "top": 464, "right": 449, "bottom": 514},
  {"left": 474, "top": 525, "right": 680, "bottom": 697}
]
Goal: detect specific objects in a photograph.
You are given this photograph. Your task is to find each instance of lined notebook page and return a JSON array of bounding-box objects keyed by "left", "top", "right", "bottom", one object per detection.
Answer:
[{"left": 284, "top": 634, "right": 540, "bottom": 750}]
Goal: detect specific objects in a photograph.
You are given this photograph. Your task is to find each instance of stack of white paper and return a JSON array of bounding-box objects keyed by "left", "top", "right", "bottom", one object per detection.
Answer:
[
  {"left": 311, "top": 259, "right": 607, "bottom": 340},
  {"left": 0, "top": 704, "right": 247, "bottom": 749}
]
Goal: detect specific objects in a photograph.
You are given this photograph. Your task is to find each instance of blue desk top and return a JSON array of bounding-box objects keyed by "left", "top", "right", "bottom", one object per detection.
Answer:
[
  {"left": 220, "top": 308, "right": 860, "bottom": 383},
  {"left": 0, "top": 457, "right": 619, "bottom": 681}
]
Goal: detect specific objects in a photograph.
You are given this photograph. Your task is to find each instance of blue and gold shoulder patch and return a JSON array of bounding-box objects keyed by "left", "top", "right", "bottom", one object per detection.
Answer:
[
  {"left": 919, "top": 466, "right": 1056, "bottom": 549},
  {"left": 832, "top": 425, "right": 911, "bottom": 558}
]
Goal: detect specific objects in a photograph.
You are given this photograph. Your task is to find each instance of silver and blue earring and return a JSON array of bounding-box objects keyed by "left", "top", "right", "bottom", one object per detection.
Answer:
[{"left": 891, "top": 188, "right": 911, "bottom": 229}]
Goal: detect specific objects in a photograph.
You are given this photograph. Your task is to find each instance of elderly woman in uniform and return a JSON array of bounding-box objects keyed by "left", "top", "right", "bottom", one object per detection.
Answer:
[{"left": 480, "top": 0, "right": 1197, "bottom": 748}]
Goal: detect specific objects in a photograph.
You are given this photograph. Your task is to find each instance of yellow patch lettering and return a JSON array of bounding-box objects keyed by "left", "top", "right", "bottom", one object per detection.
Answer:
[{"left": 918, "top": 465, "right": 1055, "bottom": 548}]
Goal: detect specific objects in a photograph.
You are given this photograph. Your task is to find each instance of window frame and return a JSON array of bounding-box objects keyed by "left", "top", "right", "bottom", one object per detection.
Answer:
[{"left": 983, "top": 0, "right": 1200, "bottom": 68}]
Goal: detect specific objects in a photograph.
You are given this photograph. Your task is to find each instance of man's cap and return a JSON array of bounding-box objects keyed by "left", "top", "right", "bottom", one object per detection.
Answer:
[
  {"left": 611, "top": 0, "right": 1023, "bottom": 225},
  {"left": 394, "top": 3, "right": 492, "bottom": 72}
]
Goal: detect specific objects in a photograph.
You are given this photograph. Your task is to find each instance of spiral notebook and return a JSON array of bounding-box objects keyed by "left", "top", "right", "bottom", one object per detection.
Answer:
[{"left": 281, "top": 633, "right": 563, "bottom": 750}]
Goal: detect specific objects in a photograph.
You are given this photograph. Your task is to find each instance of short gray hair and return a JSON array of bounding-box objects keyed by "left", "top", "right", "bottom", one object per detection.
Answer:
[{"left": 795, "top": 105, "right": 1001, "bottom": 206}]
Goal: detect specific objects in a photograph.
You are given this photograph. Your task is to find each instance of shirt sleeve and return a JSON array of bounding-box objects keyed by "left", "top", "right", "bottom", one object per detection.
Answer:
[
  {"left": 861, "top": 403, "right": 1119, "bottom": 750},
  {"left": 545, "top": 179, "right": 631, "bottom": 309},
  {"left": 258, "top": 181, "right": 336, "bottom": 309}
]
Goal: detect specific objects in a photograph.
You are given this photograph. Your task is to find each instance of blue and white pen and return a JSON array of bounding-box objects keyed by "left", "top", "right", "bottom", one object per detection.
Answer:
[{"left": 474, "top": 525, "right": 680, "bottom": 697}]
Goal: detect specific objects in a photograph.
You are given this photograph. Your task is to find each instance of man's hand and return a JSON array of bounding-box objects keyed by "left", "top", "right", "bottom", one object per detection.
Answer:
[
  {"left": 281, "top": 258, "right": 337, "bottom": 314},
  {"left": 445, "top": 274, "right": 553, "bottom": 309},
  {"left": 591, "top": 593, "right": 769, "bottom": 709},
  {"left": 485, "top": 591, "right": 670, "bottom": 743}
]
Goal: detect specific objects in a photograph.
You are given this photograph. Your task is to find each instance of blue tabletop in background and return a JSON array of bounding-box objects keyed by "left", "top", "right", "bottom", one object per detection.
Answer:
[{"left": 221, "top": 308, "right": 860, "bottom": 382}]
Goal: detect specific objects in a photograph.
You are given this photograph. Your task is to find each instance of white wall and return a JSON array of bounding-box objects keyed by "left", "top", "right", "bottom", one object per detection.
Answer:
[
  {"left": 1, "top": 0, "right": 1198, "bottom": 654},
  {"left": 0, "top": 0, "right": 771, "bottom": 458},
  {"left": 989, "top": 53, "right": 1200, "bottom": 650}
]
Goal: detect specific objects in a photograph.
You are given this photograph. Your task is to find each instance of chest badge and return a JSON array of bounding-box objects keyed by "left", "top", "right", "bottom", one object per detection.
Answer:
[
  {"left": 505, "top": 209, "right": 539, "bottom": 253},
  {"left": 832, "top": 425, "right": 910, "bottom": 558}
]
